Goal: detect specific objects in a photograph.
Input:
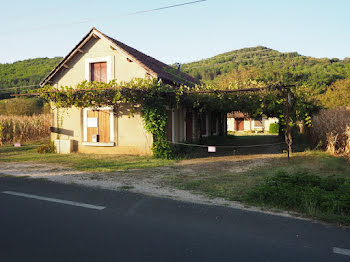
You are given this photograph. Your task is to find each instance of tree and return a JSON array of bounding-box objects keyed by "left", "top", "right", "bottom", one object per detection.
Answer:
[
  {"left": 320, "top": 79, "right": 350, "bottom": 109},
  {"left": 0, "top": 98, "right": 44, "bottom": 116}
]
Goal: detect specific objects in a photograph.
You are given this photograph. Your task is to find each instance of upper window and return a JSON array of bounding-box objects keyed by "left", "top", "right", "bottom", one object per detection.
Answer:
[
  {"left": 85, "top": 56, "right": 111, "bottom": 83},
  {"left": 90, "top": 62, "right": 107, "bottom": 82}
]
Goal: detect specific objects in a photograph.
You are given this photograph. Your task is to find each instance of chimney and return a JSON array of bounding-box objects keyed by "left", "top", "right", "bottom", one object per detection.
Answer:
[{"left": 175, "top": 62, "right": 181, "bottom": 71}]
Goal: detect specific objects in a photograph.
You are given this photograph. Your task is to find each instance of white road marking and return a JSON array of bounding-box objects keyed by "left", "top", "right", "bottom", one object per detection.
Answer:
[
  {"left": 333, "top": 247, "right": 350, "bottom": 256},
  {"left": 2, "top": 191, "right": 106, "bottom": 210}
]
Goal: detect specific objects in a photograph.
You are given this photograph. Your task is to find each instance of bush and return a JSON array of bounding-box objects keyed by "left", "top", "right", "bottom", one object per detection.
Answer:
[
  {"left": 37, "top": 142, "right": 55, "bottom": 153},
  {"left": 269, "top": 123, "right": 279, "bottom": 134},
  {"left": 245, "top": 171, "right": 350, "bottom": 223}
]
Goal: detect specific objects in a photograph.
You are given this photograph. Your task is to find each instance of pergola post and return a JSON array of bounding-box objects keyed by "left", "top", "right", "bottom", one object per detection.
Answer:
[{"left": 285, "top": 88, "right": 293, "bottom": 159}]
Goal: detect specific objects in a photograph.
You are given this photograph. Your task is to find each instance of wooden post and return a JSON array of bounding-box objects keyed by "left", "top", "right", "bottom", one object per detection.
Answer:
[
  {"left": 13, "top": 122, "right": 16, "bottom": 145},
  {"left": 285, "top": 88, "right": 292, "bottom": 159}
]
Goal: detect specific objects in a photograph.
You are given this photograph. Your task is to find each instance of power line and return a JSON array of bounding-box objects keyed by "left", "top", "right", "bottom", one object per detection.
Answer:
[
  {"left": 2, "top": 84, "right": 40, "bottom": 90},
  {"left": 126, "top": 0, "right": 206, "bottom": 16},
  {"left": 1, "top": 0, "right": 207, "bottom": 36}
]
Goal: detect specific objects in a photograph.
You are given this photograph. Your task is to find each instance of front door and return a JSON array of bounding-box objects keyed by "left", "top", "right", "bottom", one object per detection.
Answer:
[
  {"left": 235, "top": 118, "right": 244, "bottom": 131},
  {"left": 87, "top": 110, "right": 110, "bottom": 142}
]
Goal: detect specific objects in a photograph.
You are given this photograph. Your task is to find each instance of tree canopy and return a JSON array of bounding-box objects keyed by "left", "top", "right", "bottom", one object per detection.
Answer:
[
  {"left": 181, "top": 46, "right": 350, "bottom": 105},
  {"left": 1, "top": 46, "right": 350, "bottom": 109},
  {"left": 0, "top": 57, "right": 62, "bottom": 99}
]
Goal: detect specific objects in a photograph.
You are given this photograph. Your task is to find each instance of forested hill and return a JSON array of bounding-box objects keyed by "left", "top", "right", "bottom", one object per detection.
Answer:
[
  {"left": 0, "top": 57, "right": 62, "bottom": 99},
  {"left": 181, "top": 46, "right": 350, "bottom": 94},
  {"left": 1, "top": 47, "right": 349, "bottom": 107}
]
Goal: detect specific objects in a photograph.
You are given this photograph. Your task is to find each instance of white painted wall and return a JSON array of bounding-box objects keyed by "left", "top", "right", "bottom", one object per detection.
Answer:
[
  {"left": 227, "top": 118, "right": 235, "bottom": 131},
  {"left": 227, "top": 117, "right": 279, "bottom": 132}
]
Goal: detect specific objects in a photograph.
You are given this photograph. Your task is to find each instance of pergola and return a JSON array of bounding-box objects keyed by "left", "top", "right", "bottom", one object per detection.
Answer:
[{"left": 12, "top": 84, "right": 294, "bottom": 159}]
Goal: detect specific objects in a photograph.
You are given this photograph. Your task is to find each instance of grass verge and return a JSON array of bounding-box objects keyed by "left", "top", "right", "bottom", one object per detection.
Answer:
[
  {"left": 0, "top": 144, "right": 174, "bottom": 172},
  {"left": 165, "top": 151, "right": 350, "bottom": 225},
  {"left": 245, "top": 170, "right": 350, "bottom": 224}
]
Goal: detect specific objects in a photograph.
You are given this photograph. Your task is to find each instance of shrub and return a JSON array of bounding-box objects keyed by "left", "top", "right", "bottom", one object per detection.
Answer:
[
  {"left": 245, "top": 171, "right": 350, "bottom": 222},
  {"left": 269, "top": 123, "right": 279, "bottom": 134},
  {"left": 37, "top": 142, "right": 55, "bottom": 153}
]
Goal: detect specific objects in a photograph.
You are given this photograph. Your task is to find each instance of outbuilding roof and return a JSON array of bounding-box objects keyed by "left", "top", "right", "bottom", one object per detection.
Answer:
[{"left": 40, "top": 27, "right": 200, "bottom": 87}]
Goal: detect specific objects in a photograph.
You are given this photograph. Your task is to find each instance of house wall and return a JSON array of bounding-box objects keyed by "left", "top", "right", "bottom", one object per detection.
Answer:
[
  {"left": 49, "top": 37, "right": 153, "bottom": 155},
  {"left": 50, "top": 37, "right": 149, "bottom": 87},
  {"left": 244, "top": 119, "right": 252, "bottom": 131},
  {"left": 227, "top": 118, "right": 235, "bottom": 132},
  {"left": 51, "top": 105, "right": 153, "bottom": 155}
]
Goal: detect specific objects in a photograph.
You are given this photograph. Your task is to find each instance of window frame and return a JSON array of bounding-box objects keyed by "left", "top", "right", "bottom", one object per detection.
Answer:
[{"left": 85, "top": 56, "right": 112, "bottom": 82}]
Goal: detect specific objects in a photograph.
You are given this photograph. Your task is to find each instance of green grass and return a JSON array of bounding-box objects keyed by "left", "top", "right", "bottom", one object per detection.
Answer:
[
  {"left": 165, "top": 150, "right": 350, "bottom": 224},
  {"left": 0, "top": 144, "right": 174, "bottom": 172},
  {"left": 245, "top": 170, "right": 350, "bottom": 224},
  {"left": 119, "top": 185, "right": 135, "bottom": 190}
]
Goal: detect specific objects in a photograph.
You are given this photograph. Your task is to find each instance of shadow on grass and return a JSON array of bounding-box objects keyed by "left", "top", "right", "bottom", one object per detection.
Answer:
[
  {"left": 173, "top": 135, "right": 282, "bottom": 159},
  {"left": 0, "top": 144, "right": 40, "bottom": 154},
  {"left": 172, "top": 134, "right": 313, "bottom": 159}
]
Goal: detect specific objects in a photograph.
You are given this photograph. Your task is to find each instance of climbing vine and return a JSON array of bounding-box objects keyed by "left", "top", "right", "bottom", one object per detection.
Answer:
[{"left": 37, "top": 78, "right": 320, "bottom": 158}]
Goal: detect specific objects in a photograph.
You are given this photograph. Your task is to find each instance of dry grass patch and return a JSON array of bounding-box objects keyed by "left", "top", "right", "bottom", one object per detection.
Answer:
[
  {"left": 311, "top": 108, "right": 350, "bottom": 156},
  {"left": 0, "top": 114, "right": 50, "bottom": 145}
]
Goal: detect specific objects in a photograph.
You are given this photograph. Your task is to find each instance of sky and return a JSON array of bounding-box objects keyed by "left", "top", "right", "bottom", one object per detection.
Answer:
[{"left": 1, "top": 0, "right": 350, "bottom": 64}]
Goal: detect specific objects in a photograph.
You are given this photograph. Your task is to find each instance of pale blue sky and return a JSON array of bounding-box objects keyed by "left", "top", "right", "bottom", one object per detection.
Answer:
[{"left": 1, "top": 0, "right": 349, "bottom": 64}]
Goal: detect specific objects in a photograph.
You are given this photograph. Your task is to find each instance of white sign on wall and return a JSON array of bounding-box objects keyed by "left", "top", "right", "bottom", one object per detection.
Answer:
[{"left": 87, "top": 118, "right": 98, "bottom": 128}]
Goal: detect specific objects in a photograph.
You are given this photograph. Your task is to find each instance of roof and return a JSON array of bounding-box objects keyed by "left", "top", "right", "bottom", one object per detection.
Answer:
[
  {"left": 227, "top": 111, "right": 249, "bottom": 118},
  {"left": 40, "top": 27, "right": 200, "bottom": 87}
]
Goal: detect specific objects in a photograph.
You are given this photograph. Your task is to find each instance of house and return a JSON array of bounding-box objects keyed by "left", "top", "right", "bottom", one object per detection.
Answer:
[
  {"left": 41, "top": 28, "right": 224, "bottom": 155},
  {"left": 227, "top": 112, "right": 278, "bottom": 133}
]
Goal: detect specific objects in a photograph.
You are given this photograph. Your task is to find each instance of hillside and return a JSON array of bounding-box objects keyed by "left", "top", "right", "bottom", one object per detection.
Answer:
[
  {"left": 1, "top": 47, "right": 349, "bottom": 107},
  {"left": 0, "top": 57, "right": 62, "bottom": 99},
  {"left": 181, "top": 46, "right": 350, "bottom": 94}
]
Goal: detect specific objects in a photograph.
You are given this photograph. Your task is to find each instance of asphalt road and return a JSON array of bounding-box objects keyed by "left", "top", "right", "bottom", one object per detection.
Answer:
[{"left": 0, "top": 175, "right": 349, "bottom": 262}]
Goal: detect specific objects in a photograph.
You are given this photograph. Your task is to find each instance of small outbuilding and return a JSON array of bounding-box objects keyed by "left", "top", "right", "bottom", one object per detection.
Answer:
[{"left": 227, "top": 112, "right": 278, "bottom": 133}]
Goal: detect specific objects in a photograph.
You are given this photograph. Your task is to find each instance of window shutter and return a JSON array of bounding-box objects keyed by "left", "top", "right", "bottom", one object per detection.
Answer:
[{"left": 90, "top": 62, "right": 107, "bottom": 82}]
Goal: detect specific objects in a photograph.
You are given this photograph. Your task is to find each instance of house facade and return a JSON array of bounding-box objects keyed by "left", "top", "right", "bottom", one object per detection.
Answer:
[
  {"left": 41, "top": 28, "right": 223, "bottom": 155},
  {"left": 227, "top": 112, "right": 278, "bottom": 132}
]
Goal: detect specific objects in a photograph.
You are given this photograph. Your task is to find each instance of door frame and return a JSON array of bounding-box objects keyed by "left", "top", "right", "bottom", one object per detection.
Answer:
[{"left": 83, "top": 107, "right": 114, "bottom": 144}]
